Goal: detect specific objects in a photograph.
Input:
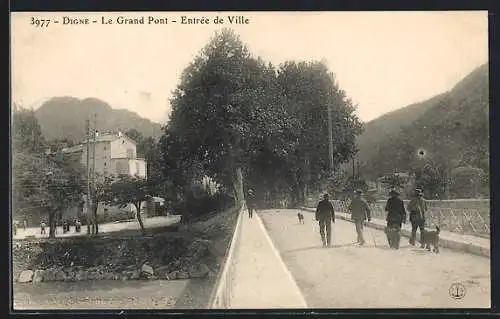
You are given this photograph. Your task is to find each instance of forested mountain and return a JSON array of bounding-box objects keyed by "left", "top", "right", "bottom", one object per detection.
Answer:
[
  {"left": 33, "top": 97, "right": 163, "bottom": 143},
  {"left": 357, "top": 63, "right": 489, "bottom": 198}
]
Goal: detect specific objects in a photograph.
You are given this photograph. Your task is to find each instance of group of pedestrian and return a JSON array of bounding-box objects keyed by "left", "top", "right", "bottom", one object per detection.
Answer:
[
  {"left": 314, "top": 188, "right": 427, "bottom": 249},
  {"left": 39, "top": 218, "right": 82, "bottom": 235},
  {"left": 383, "top": 188, "right": 427, "bottom": 249}
]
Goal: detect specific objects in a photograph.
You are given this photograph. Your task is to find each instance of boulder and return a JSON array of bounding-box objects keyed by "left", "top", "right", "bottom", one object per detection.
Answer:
[
  {"left": 43, "top": 268, "right": 56, "bottom": 282},
  {"left": 75, "top": 270, "right": 87, "bottom": 281},
  {"left": 167, "top": 259, "right": 181, "bottom": 270},
  {"left": 18, "top": 270, "right": 34, "bottom": 283},
  {"left": 167, "top": 271, "right": 179, "bottom": 280},
  {"left": 32, "top": 270, "right": 44, "bottom": 283},
  {"left": 155, "top": 265, "right": 170, "bottom": 279},
  {"left": 140, "top": 264, "right": 154, "bottom": 279},
  {"left": 129, "top": 270, "right": 140, "bottom": 280},
  {"left": 54, "top": 270, "right": 66, "bottom": 281},
  {"left": 177, "top": 271, "right": 190, "bottom": 280},
  {"left": 188, "top": 263, "right": 210, "bottom": 278}
]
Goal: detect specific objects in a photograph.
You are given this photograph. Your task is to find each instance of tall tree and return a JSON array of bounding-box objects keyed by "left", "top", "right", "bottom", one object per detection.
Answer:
[
  {"left": 276, "top": 61, "right": 363, "bottom": 204},
  {"left": 109, "top": 175, "right": 150, "bottom": 234},
  {"left": 164, "top": 29, "right": 288, "bottom": 204},
  {"left": 15, "top": 153, "right": 84, "bottom": 238}
]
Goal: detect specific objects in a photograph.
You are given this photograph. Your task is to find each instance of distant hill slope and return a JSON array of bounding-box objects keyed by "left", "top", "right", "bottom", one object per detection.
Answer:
[
  {"left": 357, "top": 63, "right": 489, "bottom": 180},
  {"left": 34, "top": 97, "right": 163, "bottom": 142}
]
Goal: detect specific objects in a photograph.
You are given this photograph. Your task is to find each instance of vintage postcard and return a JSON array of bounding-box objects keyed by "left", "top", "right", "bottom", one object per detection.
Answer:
[{"left": 10, "top": 11, "right": 490, "bottom": 310}]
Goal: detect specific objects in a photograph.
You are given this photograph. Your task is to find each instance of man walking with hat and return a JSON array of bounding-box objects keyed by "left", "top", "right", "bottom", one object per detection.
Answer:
[
  {"left": 246, "top": 189, "right": 256, "bottom": 218},
  {"left": 348, "top": 189, "right": 371, "bottom": 245},
  {"left": 384, "top": 189, "right": 407, "bottom": 249},
  {"left": 315, "top": 193, "right": 335, "bottom": 247},
  {"left": 408, "top": 188, "right": 427, "bottom": 247}
]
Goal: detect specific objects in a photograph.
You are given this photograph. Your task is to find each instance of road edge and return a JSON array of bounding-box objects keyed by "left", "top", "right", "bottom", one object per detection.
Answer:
[{"left": 255, "top": 212, "right": 308, "bottom": 308}]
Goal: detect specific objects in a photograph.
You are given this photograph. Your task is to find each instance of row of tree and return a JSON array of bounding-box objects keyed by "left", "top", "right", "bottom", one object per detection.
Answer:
[{"left": 159, "top": 29, "right": 363, "bottom": 207}]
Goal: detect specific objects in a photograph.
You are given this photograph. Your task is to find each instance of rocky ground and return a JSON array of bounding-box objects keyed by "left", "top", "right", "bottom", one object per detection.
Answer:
[{"left": 13, "top": 206, "right": 240, "bottom": 309}]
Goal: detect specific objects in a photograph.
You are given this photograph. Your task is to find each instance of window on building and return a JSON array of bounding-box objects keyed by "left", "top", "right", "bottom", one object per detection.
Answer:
[
  {"left": 127, "top": 148, "right": 134, "bottom": 158},
  {"left": 116, "top": 162, "right": 123, "bottom": 174}
]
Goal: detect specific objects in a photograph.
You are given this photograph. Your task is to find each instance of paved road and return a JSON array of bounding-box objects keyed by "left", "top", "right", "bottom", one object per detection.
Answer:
[
  {"left": 13, "top": 216, "right": 181, "bottom": 240},
  {"left": 259, "top": 209, "right": 490, "bottom": 308}
]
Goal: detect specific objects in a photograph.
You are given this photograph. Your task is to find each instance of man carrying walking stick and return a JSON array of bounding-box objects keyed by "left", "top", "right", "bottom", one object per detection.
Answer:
[{"left": 348, "top": 189, "right": 371, "bottom": 246}]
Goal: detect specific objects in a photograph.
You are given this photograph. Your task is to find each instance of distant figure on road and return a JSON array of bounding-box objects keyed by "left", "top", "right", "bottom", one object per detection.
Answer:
[
  {"left": 23, "top": 219, "right": 27, "bottom": 231},
  {"left": 247, "top": 189, "right": 256, "bottom": 218},
  {"left": 408, "top": 188, "right": 427, "bottom": 247},
  {"left": 348, "top": 189, "right": 371, "bottom": 245},
  {"left": 40, "top": 221, "right": 47, "bottom": 235},
  {"left": 384, "top": 189, "right": 406, "bottom": 249},
  {"left": 13, "top": 221, "right": 18, "bottom": 236},
  {"left": 315, "top": 193, "right": 335, "bottom": 247},
  {"left": 75, "top": 219, "right": 82, "bottom": 233}
]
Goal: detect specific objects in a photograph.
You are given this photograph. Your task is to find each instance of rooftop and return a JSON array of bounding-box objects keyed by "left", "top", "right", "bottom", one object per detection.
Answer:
[{"left": 61, "top": 132, "right": 137, "bottom": 154}]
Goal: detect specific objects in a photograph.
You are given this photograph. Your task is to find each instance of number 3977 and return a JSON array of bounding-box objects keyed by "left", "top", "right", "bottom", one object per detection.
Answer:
[{"left": 31, "top": 17, "right": 51, "bottom": 27}]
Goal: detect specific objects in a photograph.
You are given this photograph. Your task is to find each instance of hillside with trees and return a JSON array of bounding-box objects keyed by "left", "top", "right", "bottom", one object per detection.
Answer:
[
  {"left": 34, "top": 96, "right": 163, "bottom": 142},
  {"left": 358, "top": 63, "right": 489, "bottom": 199}
]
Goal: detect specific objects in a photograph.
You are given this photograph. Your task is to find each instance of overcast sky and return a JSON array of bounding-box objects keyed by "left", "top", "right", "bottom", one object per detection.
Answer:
[{"left": 11, "top": 11, "right": 488, "bottom": 123}]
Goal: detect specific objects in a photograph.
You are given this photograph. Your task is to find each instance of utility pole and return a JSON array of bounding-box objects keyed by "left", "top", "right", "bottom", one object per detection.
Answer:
[
  {"left": 352, "top": 156, "right": 356, "bottom": 179},
  {"left": 356, "top": 159, "right": 360, "bottom": 179},
  {"left": 327, "top": 103, "right": 334, "bottom": 176},
  {"left": 92, "top": 113, "right": 97, "bottom": 189},
  {"left": 91, "top": 113, "right": 97, "bottom": 234},
  {"left": 85, "top": 118, "right": 91, "bottom": 234}
]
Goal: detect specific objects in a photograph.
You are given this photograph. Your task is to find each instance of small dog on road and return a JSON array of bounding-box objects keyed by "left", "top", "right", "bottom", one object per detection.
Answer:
[
  {"left": 297, "top": 212, "right": 305, "bottom": 224},
  {"left": 421, "top": 225, "right": 440, "bottom": 253}
]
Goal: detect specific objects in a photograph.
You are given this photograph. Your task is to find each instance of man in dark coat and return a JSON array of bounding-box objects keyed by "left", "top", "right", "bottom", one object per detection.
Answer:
[
  {"left": 348, "top": 189, "right": 371, "bottom": 245},
  {"left": 408, "top": 188, "right": 427, "bottom": 247},
  {"left": 246, "top": 189, "right": 256, "bottom": 218},
  {"left": 384, "top": 189, "right": 407, "bottom": 249},
  {"left": 315, "top": 193, "right": 335, "bottom": 247}
]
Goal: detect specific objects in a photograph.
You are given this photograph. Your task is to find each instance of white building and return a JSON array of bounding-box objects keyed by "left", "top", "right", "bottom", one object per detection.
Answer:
[{"left": 62, "top": 131, "right": 147, "bottom": 179}]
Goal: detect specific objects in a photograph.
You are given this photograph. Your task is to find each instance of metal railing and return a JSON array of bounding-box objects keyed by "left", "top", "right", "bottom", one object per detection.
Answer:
[
  {"left": 312, "top": 199, "right": 490, "bottom": 238},
  {"left": 208, "top": 203, "right": 244, "bottom": 309}
]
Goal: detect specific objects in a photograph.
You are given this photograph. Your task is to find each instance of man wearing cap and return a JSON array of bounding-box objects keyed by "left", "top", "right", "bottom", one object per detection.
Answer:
[
  {"left": 315, "top": 193, "right": 335, "bottom": 247},
  {"left": 348, "top": 189, "right": 371, "bottom": 245},
  {"left": 407, "top": 188, "right": 427, "bottom": 247},
  {"left": 384, "top": 189, "right": 406, "bottom": 249},
  {"left": 246, "top": 189, "right": 256, "bottom": 218}
]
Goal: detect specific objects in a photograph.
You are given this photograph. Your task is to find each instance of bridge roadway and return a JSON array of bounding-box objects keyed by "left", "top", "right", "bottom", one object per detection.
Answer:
[{"left": 229, "top": 208, "right": 490, "bottom": 309}]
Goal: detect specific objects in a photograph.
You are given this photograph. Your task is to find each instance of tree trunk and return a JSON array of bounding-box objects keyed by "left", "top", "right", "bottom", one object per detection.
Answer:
[
  {"left": 92, "top": 202, "right": 99, "bottom": 235},
  {"left": 135, "top": 201, "right": 146, "bottom": 235},
  {"left": 48, "top": 209, "right": 56, "bottom": 238},
  {"left": 231, "top": 167, "right": 245, "bottom": 207}
]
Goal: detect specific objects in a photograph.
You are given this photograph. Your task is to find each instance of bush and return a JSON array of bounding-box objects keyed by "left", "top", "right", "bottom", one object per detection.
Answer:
[{"left": 175, "top": 193, "right": 235, "bottom": 223}]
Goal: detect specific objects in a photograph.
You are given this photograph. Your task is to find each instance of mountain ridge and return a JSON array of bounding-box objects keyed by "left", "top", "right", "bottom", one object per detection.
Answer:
[{"left": 34, "top": 96, "right": 164, "bottom": 143}]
